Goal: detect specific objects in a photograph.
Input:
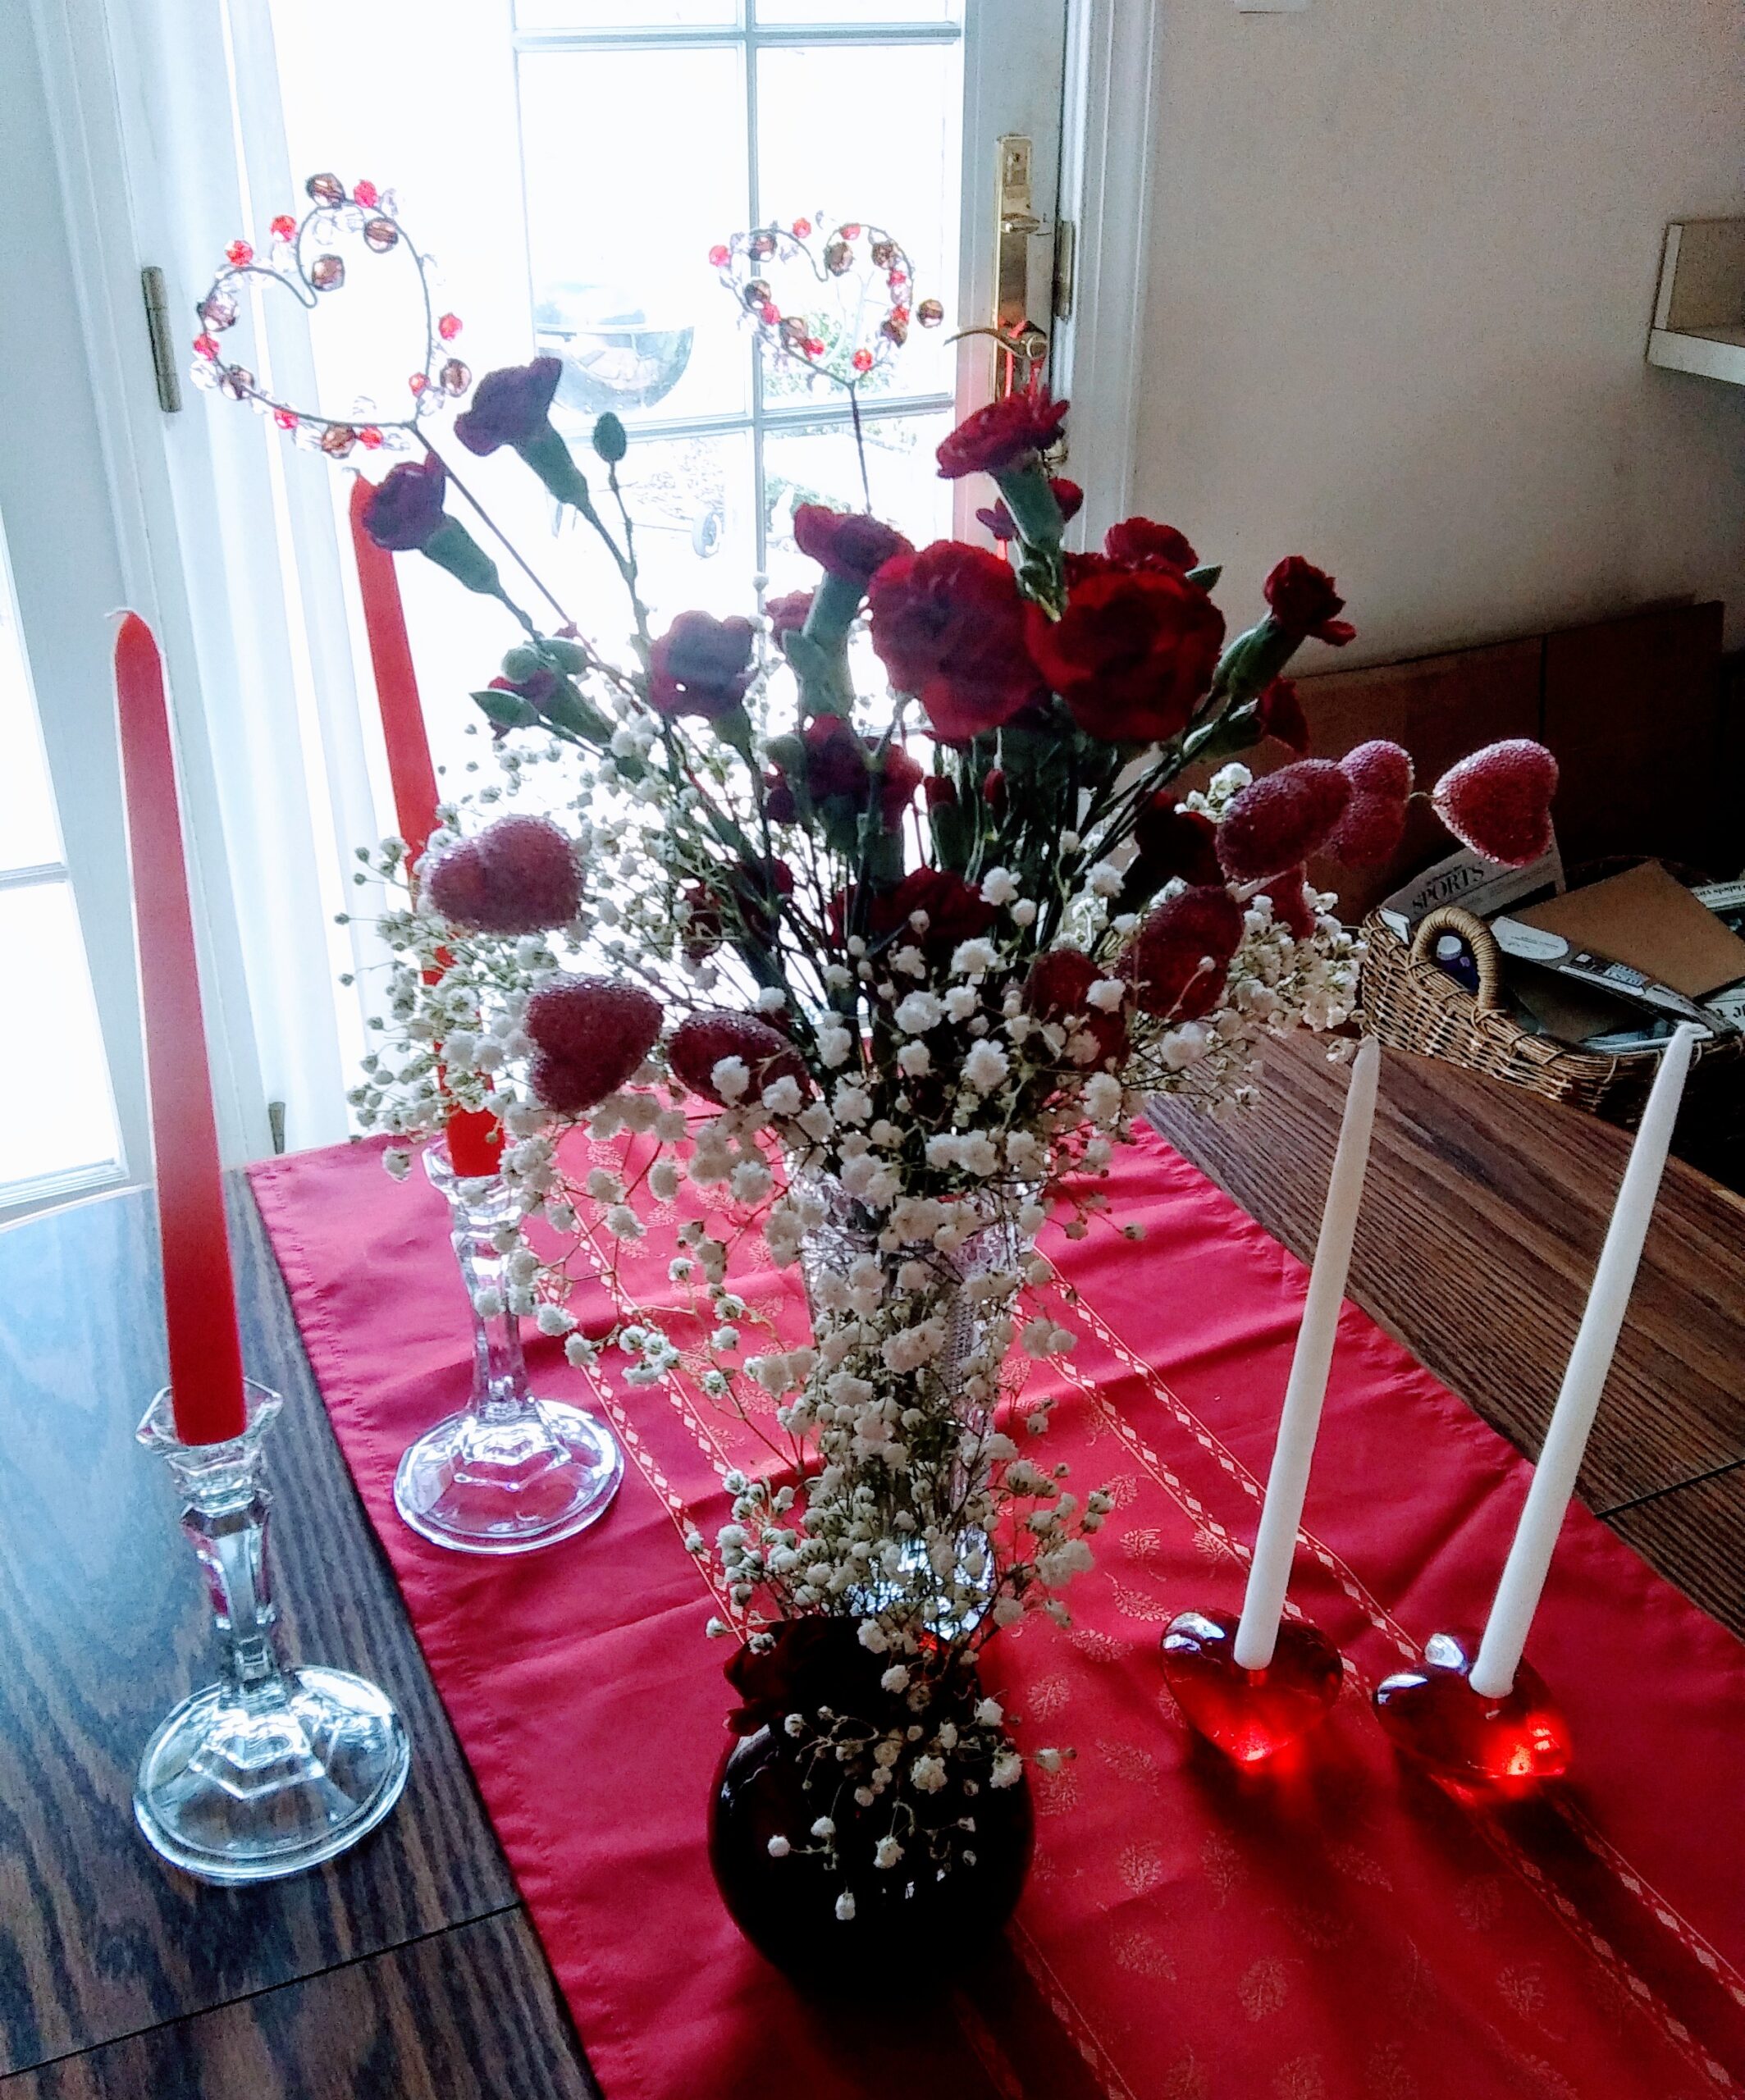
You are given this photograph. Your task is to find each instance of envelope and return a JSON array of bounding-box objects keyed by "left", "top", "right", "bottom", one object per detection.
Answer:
[{"left": 1516, "top": 859, "right": 1745, "bottom": 999}]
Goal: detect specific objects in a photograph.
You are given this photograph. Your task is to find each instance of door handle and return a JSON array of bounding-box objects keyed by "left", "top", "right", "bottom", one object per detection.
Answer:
[{"left": 992, "top": 134, "right": 1051, "bottom": 399}]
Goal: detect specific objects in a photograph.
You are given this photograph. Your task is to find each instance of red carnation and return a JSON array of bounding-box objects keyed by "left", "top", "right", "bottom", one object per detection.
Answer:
[
  {"left": 1122, "top": 887, "right": 1245, "bottom": 1020},
  {"left": 1026, "top": 945, "right": 1128, "bottom": 1071},
  {"left": 647, "top": 610, "right": 756, "bottom": 721},
  {"left": 877, "top": 742, "right": 926, "bottom": 827},
  {"left": 669, "top": 1010, "right": 809, "bottom": 1107},
  {"left": 831, "top": 868, "right": 996, "bottom": 952},
  {"left": 1217, "top": 760, "right": 1350, "bottom": 882},
  {"left": 363, "top": 455, "right": 450, "bottom": 552},
  {"left": 923, "top": 774, "right": 958, "bottom": 810},
  {"left": 1026, "top": 568, "right": 1225, "bottom": 744},
  {"left": 454, "top": 356, "right": 563, "bottom": 457},
  {"left": 793, "top": 504, "right": 913, "bottom": 584},
  {"left": 1254, "top": 678, "right": 1311, "bottom": 755},
  {"left": 936, "top": 391, "right": 1070, "bottom": 480},
  {"left": 424, "top": 815, "right": 583, "bottom": 934},
  {"left": 1263, "top": 557, "right": 1356, "bottom": 647},
  {"left": 1132, "top": 796, "right": 1222, "bottom": 888},
  {"left": 765, "top": 589, "right": 813, "bottom": 638},
  {"left": 867, "top": 541, "right": 1044, "bottom": 743},
  {"left": 525, "top": 975, "right": 663, "bottom": 1115},
  {"left": 1432, "top": 741, "right": 1559, "bottom": 867},
  {"left": 1103, "top": 518, "right": 1199, "bottom": 573}
]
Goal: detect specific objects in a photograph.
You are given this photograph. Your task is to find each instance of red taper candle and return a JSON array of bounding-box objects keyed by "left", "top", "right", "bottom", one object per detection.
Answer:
[
  {"left": 113, "top": 615, "right": 249, "bottom": 1445},
  {"left": 349, "top": 477, "right": 501, "bottom": 1178}
]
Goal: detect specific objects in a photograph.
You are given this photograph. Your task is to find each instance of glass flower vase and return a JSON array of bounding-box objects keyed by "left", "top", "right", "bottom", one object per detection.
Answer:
[
  {"left": 392, "top": 1141, "right": 623, "bottom": 1554},
  {"left": 791, "top": 1167, "right": 1034, "bottom": 1634},
  {"left": 134, "top": 1381, "right": 410, "bottom": 1883}
]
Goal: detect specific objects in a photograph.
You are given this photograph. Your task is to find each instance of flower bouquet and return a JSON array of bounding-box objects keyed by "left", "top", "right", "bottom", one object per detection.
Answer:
[{"left": 185, "top": 176, "right": 1556, "bottom": 1964}]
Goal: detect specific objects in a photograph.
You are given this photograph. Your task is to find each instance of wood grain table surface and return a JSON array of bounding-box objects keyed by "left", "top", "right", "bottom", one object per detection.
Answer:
[{"left": 0, "top": 1039, "right": 1738, "bottom": 2097}]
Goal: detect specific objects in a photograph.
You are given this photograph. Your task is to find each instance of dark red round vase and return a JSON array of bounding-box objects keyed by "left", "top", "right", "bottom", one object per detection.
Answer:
[{"left": 708, "top": 1724, "right": 1035, "bottom": 1988}]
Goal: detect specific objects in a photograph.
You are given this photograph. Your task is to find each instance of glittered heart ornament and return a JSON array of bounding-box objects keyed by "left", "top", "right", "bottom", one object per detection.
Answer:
[
  {"left": 1161, "top": 1608, "right": 1344, "bottom": 1764},
  {"left": 1373, "top": 1631, "right": 1573, "bottom": 1797},
  {"left": 710, "top": 217, "right": 943, "bottom": 389},
  {"left": 190, "top": 173, "right": 470, "bottom": 458},
  {"left": 1432, "top": 740, "right": 1559, "bottom": 869}
]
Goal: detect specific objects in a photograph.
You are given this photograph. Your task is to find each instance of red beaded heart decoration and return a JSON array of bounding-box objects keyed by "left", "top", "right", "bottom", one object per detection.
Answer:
[
  {"left": 190, "top": 173, "right": 468, "bottom": 458},
  {"left": 1373, "top": 1631, "right": 1573, "bottom": 1797},
  {"left": 1160, "top": 1607, "right": 1345, "bottom": 1764},
  {"left": 710, "top": 218, "right": 944, "bottom": 390}
]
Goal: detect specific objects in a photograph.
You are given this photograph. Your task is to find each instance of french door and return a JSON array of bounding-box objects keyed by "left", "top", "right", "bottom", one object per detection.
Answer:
[{"left": 13, "top": 0, "right": 1077, "bottom": 1182}]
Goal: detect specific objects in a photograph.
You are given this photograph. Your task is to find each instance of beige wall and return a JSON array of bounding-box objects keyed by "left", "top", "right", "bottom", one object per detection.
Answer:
[{"left": 1133, "top": 0, "right": 1745, "bottom": 668}]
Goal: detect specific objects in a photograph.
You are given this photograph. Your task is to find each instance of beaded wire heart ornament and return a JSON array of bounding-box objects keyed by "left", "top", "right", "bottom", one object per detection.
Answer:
[
  {"left": 710, "top": 217, "right": 946, "bottom": 508},
  {"left": 190, "top": 171, "right": 470, "bottom": 459}
]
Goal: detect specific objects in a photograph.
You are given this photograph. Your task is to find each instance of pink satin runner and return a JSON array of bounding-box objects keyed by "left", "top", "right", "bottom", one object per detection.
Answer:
[{"left": 249, "top": 1125, "right": 1745, "bottom": 2099}]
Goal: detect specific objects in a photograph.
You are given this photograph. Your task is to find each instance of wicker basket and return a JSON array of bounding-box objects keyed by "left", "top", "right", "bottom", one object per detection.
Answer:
[{"left": 1358, "top": 903, "right": 1745, "bottom": 1130}]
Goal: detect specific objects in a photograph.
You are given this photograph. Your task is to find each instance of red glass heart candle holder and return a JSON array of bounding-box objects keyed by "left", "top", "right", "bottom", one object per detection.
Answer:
[
  {"left": 1373, "top": 1632, "right": 1572, "bottom": 1797},
  {"left": 1160, "top": 1608, "right": 1344, "bottom": 1764}
]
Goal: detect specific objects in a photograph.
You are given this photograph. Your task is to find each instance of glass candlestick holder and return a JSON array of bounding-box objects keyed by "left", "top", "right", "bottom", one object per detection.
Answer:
[
  {"left": 1373, "top": 1631, "right": 1573, "bottom": 1798},
  {"left": 1160, "top": 1607, "right": 1344, "bottom": 1764},
  {"left": 392, "top": 1141, "right": 623, "bottom": 1554},
  {"left": 134, "top": 1381, "right": 410, "bottom": 1883}
]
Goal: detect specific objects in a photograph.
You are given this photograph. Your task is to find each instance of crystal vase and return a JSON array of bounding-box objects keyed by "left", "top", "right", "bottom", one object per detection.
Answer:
[
  {"left": 392, "top": 1141, "right": 623, "bottom": 1554},
  {"left": 793, "top": 1168, "right": 1033, "bottom": 1632},
  {"left": 134, "top": 1381, "right": 410, "bottom": 1883}
]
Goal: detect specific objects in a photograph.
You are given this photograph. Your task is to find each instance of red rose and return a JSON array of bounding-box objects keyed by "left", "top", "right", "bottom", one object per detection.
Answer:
[
  {"left": 1103, "top": 518, "right": 1199, "bottom": 573},
  {"left": 1026, "top": 568, "right": 1225, "bottom": 743},
  {"left": 793, "top": 504, "right": 914, "bottom": 584},
  {"left": 867, "top": 541, "right": 1044, "bottom": 742},
  {"left": 1263, "top": 557, "right": 1356, "bottom": 647},
  {"left": 936, "top": 391, "right": 1070, "bottom": 480},
  {"left": 647, "top": 610, "right": 756, "bottom": 720}
]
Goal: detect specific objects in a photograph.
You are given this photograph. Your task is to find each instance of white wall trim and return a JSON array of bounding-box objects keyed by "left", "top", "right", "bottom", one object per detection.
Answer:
[{"left": 1055, "top": 0, "right": 1163, "bottom": 541}]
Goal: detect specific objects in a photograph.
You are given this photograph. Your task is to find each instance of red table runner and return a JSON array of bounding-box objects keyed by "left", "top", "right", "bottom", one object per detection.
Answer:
[{"left": 249, "top": 1125, "right": 1745, "bottom": 2099}]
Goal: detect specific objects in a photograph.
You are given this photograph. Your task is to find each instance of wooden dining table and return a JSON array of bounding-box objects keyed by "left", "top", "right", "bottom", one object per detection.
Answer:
[{"left": 1, "top": 1036, "right": 1739, "bottom": 2099}]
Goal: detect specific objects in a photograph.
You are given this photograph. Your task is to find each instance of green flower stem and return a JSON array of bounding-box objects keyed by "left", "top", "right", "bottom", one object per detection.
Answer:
[
  {"left": 994, "top": 460, "right": 1067, "bottom": 619},
  {"left": 790, "top": 572, "right": 863, "bottom": 721},
  {"left": 1211, "top": 614, "right": 1300, "bottom": 705}
]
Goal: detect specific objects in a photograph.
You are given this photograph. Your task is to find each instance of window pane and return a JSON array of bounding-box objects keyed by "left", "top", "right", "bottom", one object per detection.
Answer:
[
  {"left": 517, "top": 0, "right": 737, "bottom": 25},
  {"left": 519, "top": 48, "right": 751, "bottom": 428},
  {"left": 607, "top": 426, "right": 757, "bottom": 627},
  {"left": 755, "top": 41, "right": 959, "bottom": 399},
  {"left": 761, "top": 406, "right": 953, "bottom": 592},
  {"left": 0, "top": 883, "right": 121, "bottom": 1193},
  {"left": 0, "top": 579, "right": 61, "bottom": 873},
  {"left": 754, "top": 2, "right": 959, "bottom": 23}
]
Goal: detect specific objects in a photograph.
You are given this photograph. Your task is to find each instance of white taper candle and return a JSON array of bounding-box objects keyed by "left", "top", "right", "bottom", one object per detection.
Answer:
[
  {"left": 1234, "top": 1036, "right": 1382, "bottom": 1670},
  {"left": 1469, "top": 1022, "right": 1699, "bottom": 1700}
]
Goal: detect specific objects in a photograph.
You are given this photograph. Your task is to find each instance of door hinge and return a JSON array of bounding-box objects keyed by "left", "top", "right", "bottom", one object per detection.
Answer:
[
  {"left": 140, "top": 266, "right": 182, "bottom": 415},
  {"left": 1053, "top": 219, "right": 1077, "bottom": 322}
]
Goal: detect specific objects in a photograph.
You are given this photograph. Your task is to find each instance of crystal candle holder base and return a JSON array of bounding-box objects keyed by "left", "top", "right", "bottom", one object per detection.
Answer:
[
  {"left": 1161, "top": 1607, "right": 1344, "bottom": 1764},
  {"left": 393, "top": 1399, "right": 623, "bottom": 1555},
  {"left": 135, "top": 1383, "right": 410, "bottom": 1884},
  {"left": 395, "top": 1145, "right": 623, "bottom": 1556},
  {"left": 1372, "top": 1632, "right": 1573, "bottom": 1798}
]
